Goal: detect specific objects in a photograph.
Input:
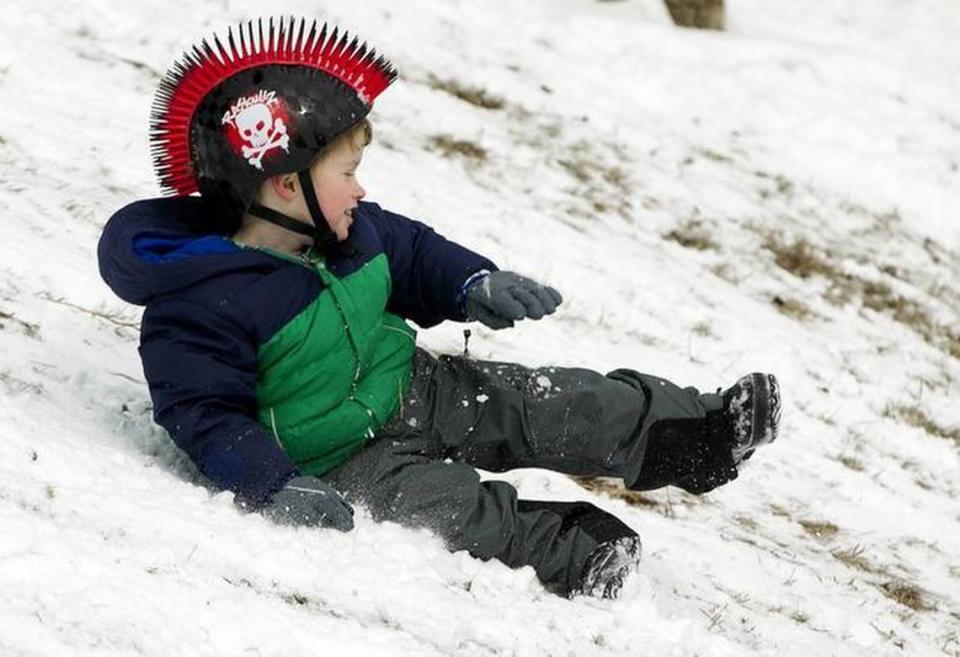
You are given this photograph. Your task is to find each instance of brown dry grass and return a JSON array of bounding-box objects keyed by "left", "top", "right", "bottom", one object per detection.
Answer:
[
  {"left": 664, "top": 219, "right": 720, "bottom": 252},
  {"left": 831, "top": 545, "right": 884, "bottom": 574},
  {"left": 799, "top": 519, "right": 839, "bottom": 541},
  {"left": 771, "top": 295, "right": 817, "bottom": 321},
  {"left": 764, "top": 233, "right": 959, "bottom": 359},
  {"left": 836, "top": 455, "right": 865, "bottom": 472},
  {"left": 769, "top": 503, "right": 792, "bottom": 518},
  {"left": 426, "top": 134, "right": 488, "bottom": 164},
  {"left": 885, "top": 403, "right": 960, "bottom": 447},
  {"left": 766, "top": 236, "right": 839, "bottom": 280},
  {"left": 572, "top": 476, "right": 662, "bottom": 508},
  {"left": 880, "top": 580, "right": 936, "bottom": 612},
  {"left": 426, "top": 74, "right": 505, "bottom": 110},
  {"left": 556, "top": 141, "right": 634, "bottom": 219}
]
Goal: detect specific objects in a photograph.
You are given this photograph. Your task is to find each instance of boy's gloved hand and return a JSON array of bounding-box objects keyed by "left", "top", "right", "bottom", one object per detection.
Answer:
[
  {"left": 465, "top": 271, "right": 563, "bottom": 330},
  {"left": 261, "top": 476, "right": 355, "bottom": 531}
]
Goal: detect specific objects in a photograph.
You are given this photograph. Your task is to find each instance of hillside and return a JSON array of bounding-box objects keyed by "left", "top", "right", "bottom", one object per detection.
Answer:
[{"left": 1, "top": 1, "right": 958, "bottom": 655}]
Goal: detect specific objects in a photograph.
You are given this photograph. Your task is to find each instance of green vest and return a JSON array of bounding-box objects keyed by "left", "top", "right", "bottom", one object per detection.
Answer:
[{"left": 255, "top": 251, "right": 416, "bottom": 475}]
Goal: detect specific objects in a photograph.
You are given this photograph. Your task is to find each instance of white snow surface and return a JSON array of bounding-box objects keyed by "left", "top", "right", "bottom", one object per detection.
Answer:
[{"left": 2, "top": 1, "right": 959, "bottom": 655}]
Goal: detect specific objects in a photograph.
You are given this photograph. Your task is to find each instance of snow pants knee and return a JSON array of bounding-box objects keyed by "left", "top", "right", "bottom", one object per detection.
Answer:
[{"left": 326, "top": 348, "right": 732, "bottom": 596}]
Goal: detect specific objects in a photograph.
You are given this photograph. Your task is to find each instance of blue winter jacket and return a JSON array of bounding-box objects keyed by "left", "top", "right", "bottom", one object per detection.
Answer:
[{"left": 98, "top": 196, "right": 496, "bottom": 504}]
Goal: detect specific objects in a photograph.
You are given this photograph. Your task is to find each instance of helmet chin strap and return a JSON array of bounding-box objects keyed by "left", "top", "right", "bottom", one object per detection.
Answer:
[{"left": 247, "top": 169, "right": 339, "bottom": 253}]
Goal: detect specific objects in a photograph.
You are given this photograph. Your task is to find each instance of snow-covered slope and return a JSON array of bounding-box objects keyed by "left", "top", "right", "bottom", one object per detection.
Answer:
[{"left": 1, "top": 1, "right": 958, "bottom": 655}]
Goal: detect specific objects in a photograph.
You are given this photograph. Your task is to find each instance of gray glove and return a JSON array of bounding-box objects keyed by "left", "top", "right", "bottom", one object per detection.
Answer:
[
  {"left": 465, "top": 270, "right": 563, "bottom": 330},
  {"left": 261, "top": 476, "right": 355, "bottom": 531}
]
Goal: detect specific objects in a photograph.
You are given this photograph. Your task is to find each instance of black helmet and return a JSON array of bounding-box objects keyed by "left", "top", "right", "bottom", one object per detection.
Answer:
[{"left": 150, "top": 17, "right": 396, "bottom": 241}]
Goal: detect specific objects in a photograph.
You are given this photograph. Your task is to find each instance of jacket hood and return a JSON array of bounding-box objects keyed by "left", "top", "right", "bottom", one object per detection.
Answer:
[{"left": 98, "top": 196, "right": 277, "bottom": 306}]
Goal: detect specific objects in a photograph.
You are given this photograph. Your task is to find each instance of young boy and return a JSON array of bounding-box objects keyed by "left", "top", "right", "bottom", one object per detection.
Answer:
[{"left": 98, "top": 18, "right": 781, "bottom": 599}]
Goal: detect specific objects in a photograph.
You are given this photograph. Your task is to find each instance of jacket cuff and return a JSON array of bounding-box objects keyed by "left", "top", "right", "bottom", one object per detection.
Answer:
[{"left": 456, "top": 269, "right": 492, "bottom": 318}]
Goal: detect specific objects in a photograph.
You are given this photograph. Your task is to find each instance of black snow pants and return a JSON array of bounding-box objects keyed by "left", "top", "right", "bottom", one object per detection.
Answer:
[{"left": 326, "top": 348, "right": 736, "bottom": 596}]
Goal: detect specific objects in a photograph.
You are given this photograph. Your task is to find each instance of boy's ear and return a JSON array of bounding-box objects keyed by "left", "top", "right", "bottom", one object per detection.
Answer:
[{"left": 267, "top": 172, "right": 299, "bottom": 201}]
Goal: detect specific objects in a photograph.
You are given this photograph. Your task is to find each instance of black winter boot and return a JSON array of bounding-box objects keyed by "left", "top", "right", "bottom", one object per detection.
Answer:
[
  {"left": 574, "top": 536, "right": 643, "bottom": 599},
  {"left": 671, "top": 372, "right": 781, "bottom": 495}
]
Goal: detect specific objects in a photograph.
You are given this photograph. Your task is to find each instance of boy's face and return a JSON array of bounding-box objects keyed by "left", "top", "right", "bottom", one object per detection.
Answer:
[{"left": 306, "top": 132, "right": 367, "bottom": 241}]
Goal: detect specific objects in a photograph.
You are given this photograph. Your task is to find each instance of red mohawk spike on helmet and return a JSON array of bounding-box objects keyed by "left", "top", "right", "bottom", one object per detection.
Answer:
[{"left": 149, "top": 17, "right": 397, "bottom": 197}]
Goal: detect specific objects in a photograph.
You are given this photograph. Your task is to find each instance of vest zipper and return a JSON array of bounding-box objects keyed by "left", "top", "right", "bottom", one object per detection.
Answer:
[
  {"left": 268, "top": 407, "right": 282, "bottom": 447},
  {"left": 309, "top": 258, "right": 363, "bottom": 388}
]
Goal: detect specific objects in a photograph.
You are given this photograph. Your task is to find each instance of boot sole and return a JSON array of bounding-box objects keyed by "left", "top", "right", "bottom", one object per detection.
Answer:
[{"left": 732, "top": 373, "right": 781, "bottom": 462}]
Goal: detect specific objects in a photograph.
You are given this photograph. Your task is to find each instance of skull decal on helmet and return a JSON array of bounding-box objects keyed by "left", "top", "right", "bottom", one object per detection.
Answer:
[{"left": 221, "top": 89, "right": 291, "bottom": 170}]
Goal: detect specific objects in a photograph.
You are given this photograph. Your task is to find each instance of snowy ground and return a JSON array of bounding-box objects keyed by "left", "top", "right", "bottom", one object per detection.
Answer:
[{"left": 1, "top": 0, "right": 959, "bottom": 655}]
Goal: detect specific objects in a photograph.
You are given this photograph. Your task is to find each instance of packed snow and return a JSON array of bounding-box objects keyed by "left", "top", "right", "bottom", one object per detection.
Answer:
[{"left": 1, "top": 0, "right": 958, "bottom": 655}]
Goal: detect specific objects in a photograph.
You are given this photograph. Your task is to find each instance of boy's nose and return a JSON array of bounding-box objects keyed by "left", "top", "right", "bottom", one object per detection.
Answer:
[{"left": 355, "top": 183, "right": 366, "bottom": 200}]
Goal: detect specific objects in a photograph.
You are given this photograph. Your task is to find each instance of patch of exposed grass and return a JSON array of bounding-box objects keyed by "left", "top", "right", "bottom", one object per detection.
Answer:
[
  {"left": 764, "top": 233, "right": 959, "bottom": 359},
  {"left": 771, "top": 295, "right": 817, "bottom": 321},
  {"left": 884, "top": 403, "right": 960, "bottom": 446},
  {"left": 557, "top": 158, "right": 592, "bottom": 184},
  {"left": 880, "top": 580, "right": 936, "bottom": 612},
  {"left": 0, "top": 309, "right": 41, "bottom": 339},
  {"left": 692, "top": 321, "right": 714, "bottom": 338},
  {"left": 426, "top": 74, "right": 505, "bottom": 110},
  {"left": 710, "top": 262, "right": 738, "bottom": 284},
  {"left": 733, "top": 514, "right": 759, "bottom": 531},
  {"left": 766, "top": 235, "right": 840, "bottom": 280},
  {"left": 791, "top": 610, "right": 809, "bottom": 624},
  {"left": 0, "top": 371, "right": 45, "bottom": 396},
  {"left": 283, "top": 592, "right": 309, "bottom": 606},
  {"left": 663, "top": 219, "right": 719, "bottom": 252},
  {"left": 697, "top": 147, "right": 733, "bottom": 163},
  {"left": 836, "top": 455, "right": 865, "bottom": 472},
  {"left": 799, "top": 519, "right": 839, "bottom": 541},
  {"left": 755, "top": 172, "right": 795, "bottom": 199},
  {"left": 831, "top": 545, "right": 884, "bottom": 574},
  {"left": 573, "top": 476, "right": 661, "bottom": 508},
  {"left": 831, "top": 279, "right": 959, "bottom": 357},
  {"left": 426, "top": 134, "right": 488, "bottom": 164},
  {"left": 769, "top": 503, "right": 792, "bottom": 518},
  {"left": 862, "top": 281, "right": 928, "bottom": 326},
  {"left": 556, "top": 140, "right": 634, "bottom": 219}
]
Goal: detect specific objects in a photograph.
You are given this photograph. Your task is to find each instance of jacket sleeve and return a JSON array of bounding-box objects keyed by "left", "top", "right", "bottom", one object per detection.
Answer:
[
  {"left": 364, "top": 202, "right": 498, "bottom": 328},
  {"left": 139, "top": 297, "right": 298, "bottom": 506}
]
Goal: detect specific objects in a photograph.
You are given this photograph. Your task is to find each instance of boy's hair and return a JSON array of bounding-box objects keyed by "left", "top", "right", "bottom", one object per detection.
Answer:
[
  {"left": 251, "top": 118, "right": 373, "bottom": 207},
  {"left": 320, "top": 118, "right": 372, "bottom": 159}
]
